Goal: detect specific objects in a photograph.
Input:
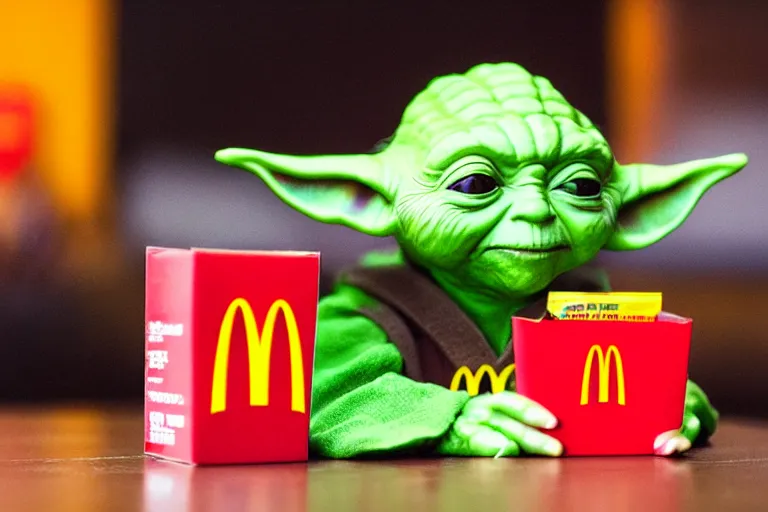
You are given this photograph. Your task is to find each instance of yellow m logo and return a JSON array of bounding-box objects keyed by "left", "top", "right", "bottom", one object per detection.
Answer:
[
  {"left": 210, "top": 298, "right": 306, "bottom": 415},
  {"left": 580, "top": 344, "right": 626, "bottom": 406},
  {"left": 449, "top": 364, "right": 516, "bottom": 396}
]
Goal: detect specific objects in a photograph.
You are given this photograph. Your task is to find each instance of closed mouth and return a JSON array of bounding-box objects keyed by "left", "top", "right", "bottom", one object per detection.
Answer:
[{"left": 484, "top": 245, "right": 569, "bottom": 255}]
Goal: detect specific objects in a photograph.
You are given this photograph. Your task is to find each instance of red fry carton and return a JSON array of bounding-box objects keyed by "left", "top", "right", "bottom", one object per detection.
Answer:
[
  {"left": 513, "top": 312, "right": 692, "bottom": 456},
  {"left": 144, "top": 247, "right": 320, "bottom": 465}
]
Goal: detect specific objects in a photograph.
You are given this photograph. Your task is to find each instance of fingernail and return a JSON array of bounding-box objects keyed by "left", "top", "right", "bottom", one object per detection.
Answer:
[
  {"left": 674, "top": 437, "right": 692, "bottom": 453},
  {"left": 654, "top": 432, "right": 674, "bottom": 451},
  {"left": 545, "top": 439, "right": 563, "bottom": 456},
  {"left": 494, "top": 442, "right": 508, "bottom": 459},
  {"left": 657, "top": 437, "right": 690, "bottom": 457},
  {"left": 525, "top": 409, "right": 557, "bottom": 428},
  {"left": 659, "top": 441, "right": 675, "bottom": 456}
]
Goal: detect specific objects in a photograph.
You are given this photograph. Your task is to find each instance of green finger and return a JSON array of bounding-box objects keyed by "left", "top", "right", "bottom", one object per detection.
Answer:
[
  {"left": 686, "top": 380, "right": 709, "bottom": 402},
  {"left": 494, "top": 439, "right": 521, "bottom": 458},
  {"left": 452, "top": 414, "right": 483, "bottom": 439},
  {"left": 692, "top": 402, "right": 718, "bottom": 438},
  {"left": 697, "top": 403, "right": 718, "bottom": 439},
  {"left": 438, "top": 419, "right": 520, "bottom": 457},
  {"left": 679, "top": 411, "right": 701, "bottom": 444},
  {"left": 472, "top": 391, "right": 557, "bottom": 429},
  {"left": 686, "top": 381, "right": 718, "bottom": 437},
  {"left": 483, "top": 410, "right": 562, "bottom": 456},
  {"left": 686, "top": 381, "right": 709, "bottom": 413},
  {"left": 435, "top": 419, "right": 474, "bottom": 456},
  {"left": 469, "top": 427, "right": 520, "bottom": 457}
]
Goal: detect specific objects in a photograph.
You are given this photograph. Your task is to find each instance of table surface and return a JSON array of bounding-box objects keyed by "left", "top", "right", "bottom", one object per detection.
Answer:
[{"left": 1, "top": 407, "right": 767, "bottom": 511}]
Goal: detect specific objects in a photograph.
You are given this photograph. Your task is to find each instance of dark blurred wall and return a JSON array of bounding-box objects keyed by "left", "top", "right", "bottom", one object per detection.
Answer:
[{"left": 116, "top": 1, "right": 607, "bottom": 162}]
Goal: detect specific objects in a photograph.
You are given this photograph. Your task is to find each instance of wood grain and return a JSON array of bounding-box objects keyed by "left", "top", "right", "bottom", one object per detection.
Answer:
[{"left": 0, "top": 407, "right": 766, "bottom": 511}]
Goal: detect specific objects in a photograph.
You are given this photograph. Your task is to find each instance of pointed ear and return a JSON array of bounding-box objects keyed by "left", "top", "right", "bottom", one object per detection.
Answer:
[
  {"left": 215, "top": 147, "right": 397, "bottom": 237},
  {"left": 606, "top": 153, "right": 748, "bottom": 251}
]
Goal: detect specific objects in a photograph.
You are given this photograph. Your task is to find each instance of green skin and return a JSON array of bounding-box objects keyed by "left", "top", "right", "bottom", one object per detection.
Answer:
[{"left": 215, "top": 62, "right": 745, "bottom": 458}]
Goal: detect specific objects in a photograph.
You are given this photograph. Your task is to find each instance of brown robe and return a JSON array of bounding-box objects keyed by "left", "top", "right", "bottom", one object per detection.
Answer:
[{"left": 338, "top": 263, "right": 609, "bottom": 395}]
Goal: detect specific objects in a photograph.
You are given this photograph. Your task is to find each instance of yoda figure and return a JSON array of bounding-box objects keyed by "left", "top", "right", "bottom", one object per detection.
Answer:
[{"left": 215, "top": 63, "right": 746, "bottom": 459}]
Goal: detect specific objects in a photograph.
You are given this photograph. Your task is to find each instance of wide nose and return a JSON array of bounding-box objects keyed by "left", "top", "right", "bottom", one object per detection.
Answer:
[
  {"left": 504, "top": 163, "right": 554, "bottom": 223},
  {"left": 506, "top": 187, "right": 555, "bottom": 223}
]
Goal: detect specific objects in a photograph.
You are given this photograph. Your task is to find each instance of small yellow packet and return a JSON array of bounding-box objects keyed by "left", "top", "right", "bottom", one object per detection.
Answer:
[{"left": 546, "top": 292, "right": 662, "bottom": 322}]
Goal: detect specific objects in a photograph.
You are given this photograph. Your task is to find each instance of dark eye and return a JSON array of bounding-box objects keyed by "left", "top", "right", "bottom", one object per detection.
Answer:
[
  {"left": 560, "top": 178, "right": 602, "bottom": 197},
  {"left": 448, "top": 174, "right": 499, "bottom": 195}
]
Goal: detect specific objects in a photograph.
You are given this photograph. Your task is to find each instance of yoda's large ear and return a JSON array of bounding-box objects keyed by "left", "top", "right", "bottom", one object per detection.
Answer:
[
  {"left": 606, "top": 153, "right": 748, "bottom": 251},
  {"left": 215, "top": 147, "right": 397, "bottom": 236}
]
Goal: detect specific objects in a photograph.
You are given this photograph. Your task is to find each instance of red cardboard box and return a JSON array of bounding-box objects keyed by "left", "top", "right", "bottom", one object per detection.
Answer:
[
  {"left": 513, "top": 313, "right": 692, "bottom": 456},
  {"left": 144, "top": 247, "right": 320, "bottom": 465}
]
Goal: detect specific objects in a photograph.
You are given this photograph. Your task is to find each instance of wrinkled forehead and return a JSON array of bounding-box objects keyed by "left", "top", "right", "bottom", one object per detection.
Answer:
[{"left": 394, "top": 63, "right": 613, "bottom": 170}]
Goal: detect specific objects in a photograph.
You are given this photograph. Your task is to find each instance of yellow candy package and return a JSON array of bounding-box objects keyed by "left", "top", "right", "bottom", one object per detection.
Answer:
[{"left": 546, "top": 292, "right": 662, "bottom": 322}]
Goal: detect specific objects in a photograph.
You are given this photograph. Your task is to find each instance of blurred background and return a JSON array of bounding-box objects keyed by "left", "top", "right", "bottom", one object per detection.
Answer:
[{"left": 0, "top": 0, "right": 765, "bottom": 418}]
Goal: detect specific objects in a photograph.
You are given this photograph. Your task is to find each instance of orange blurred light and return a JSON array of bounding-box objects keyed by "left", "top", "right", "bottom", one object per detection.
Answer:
[
  {"left": 607, "top": 0, "right": 671, "bottom": 162},
  {"left": 0, "top": 0, "right": 114, "bottom": 221}
]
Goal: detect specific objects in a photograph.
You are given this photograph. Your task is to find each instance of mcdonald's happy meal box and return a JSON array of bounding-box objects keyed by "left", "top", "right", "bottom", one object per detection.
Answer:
[
  {"left": 513, "top": 292, "right": 693, "bottom": 456},
  {"left": 144, "top": 247, "right": 320, "bottom": 465}
]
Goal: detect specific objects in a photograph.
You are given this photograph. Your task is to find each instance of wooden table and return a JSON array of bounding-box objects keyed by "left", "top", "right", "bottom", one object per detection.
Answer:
[{"left": 1, "top": 407, "right": 767, "bottom": 511}]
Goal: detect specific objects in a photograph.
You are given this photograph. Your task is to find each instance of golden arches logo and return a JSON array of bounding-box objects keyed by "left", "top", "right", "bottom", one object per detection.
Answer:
[
  {"left": 580, "top": 344, "right": 625, "bottom": 406},
  {"left": 450, "top": 364, "right": 516, "bottom": 396},
  {"left": 210, "top": 298, "right": 306, "bottom": 415}
]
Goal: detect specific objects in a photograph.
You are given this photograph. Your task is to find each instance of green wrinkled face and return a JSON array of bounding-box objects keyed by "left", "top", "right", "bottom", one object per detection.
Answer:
[
  {"left": 215, "top": 61, "right": 746, "bottom": 303},
  {"left": 381, "top": 63, "right": 617, "bottom": 297}
]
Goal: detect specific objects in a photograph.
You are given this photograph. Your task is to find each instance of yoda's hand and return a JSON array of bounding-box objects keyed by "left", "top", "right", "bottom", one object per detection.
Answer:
[
  {"left": 436, "top": 391, "right": 562, "bottom": 458},
  {"left": 654, "top": 380, "right": 719, "bottom": 456}
]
